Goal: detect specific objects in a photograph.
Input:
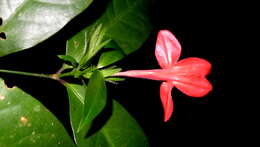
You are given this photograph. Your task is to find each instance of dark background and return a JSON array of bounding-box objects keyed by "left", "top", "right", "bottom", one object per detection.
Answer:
[{"left": 0, "top": 0, "right": 225, "bottom": 146}]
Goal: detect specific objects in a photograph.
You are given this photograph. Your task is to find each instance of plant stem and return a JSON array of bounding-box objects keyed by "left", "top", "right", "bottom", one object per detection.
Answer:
[{"left": 0, "top": 69, "right": 54, "bottom": 80}]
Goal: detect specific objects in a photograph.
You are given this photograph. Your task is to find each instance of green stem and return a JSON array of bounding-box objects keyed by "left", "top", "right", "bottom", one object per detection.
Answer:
[{"left": 0, "top": 69, "right": 54, "bottom": 80}]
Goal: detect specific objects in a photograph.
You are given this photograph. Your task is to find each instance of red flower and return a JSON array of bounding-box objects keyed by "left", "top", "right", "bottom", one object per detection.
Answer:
[{"left": 114, "top": 30, "right": 212, "bottom": 122}]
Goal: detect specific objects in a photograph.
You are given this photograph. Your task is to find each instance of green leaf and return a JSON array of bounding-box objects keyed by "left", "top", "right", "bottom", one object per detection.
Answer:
[
  {"left": 65, "top": 31, "right": 88, "bottom": 64},
  {"left": 104, "top": 40, "right": 122, "bottom": 50},
  {"left": 66, "top": 24, "right": 111, "bottom": 65},
  {"left": 97, "top": 0, "right": 152, "bottom": 54},
  {"left": 78, "top": 24, "right": 111, "bottom": 67},
  {"left": 80, "top": 70, "right": 107, "bottom": 132},
  {"left": 82, "top": 66, "right": 121, "bottom": 79},
  {"left": 105, "top": 77, "right": 125, "bottom": 82},
  {"left": 65, "top": 83, "right": 85, "bottom": 144},
  {"left": 79, "top": 100, "right": 149, "bottom": 147},
  {"left": 0, "top": 78, "right": 75, "bottom": 147},
  {"left": 97, "top": 50, "right": 124, "bottom": 68},
  {"left": 67, "top": 0, "right": 152, "bottom": 59},
  {"left": 66, "top": 70, "right": 107, "bottom": 144},
  {"left": 100, "top": 67, "right": 122, "bottom": 78},
  {"left": 0, "top": 0, "right": 93, "bottom": 57},
  {"left": 58, "top": 55, "right": 78, "bottom": 68}
]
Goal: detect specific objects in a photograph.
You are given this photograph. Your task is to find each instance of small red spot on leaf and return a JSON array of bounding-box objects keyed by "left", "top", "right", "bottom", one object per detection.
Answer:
[
  {"left": 20, "top": 116, "right": 28, "bottom": 125},
  {"left": 0, "top": 95, "right": 5, "bottom": 100}
]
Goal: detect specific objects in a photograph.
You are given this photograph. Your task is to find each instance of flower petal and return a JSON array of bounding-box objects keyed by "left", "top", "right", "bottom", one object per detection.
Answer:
[
  {"left": 172, "top": 76, "right": 212, "bottom": 97},
  {"left": 173, "top": 57, "right": 212, "bottom": 76},
  {"left": 160, "top": 82, "right": 174, "bottom": 122},
  {"left": 155, "top": 30, "right": 182, "bottom": 69}
]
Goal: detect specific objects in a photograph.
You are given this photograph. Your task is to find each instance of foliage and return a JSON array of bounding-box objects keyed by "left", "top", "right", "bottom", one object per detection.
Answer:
[{"left": 0, "top": 0, "right": 151, "bottom": 146}]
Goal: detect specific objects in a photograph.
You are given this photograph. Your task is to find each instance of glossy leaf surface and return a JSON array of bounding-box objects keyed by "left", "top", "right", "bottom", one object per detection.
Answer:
[
  {"left": 58, "top": 55, "right": 78, "bottom": 68},
  {"left": 79, "top": 100, "right": 149, "bottom": 147},
  {"left": 67, "top": 0, "right": 151, "bottom": 59},
  {"left": 98, "top": 0, "right": 151, "bottom": 54},
  {"left": 0, "top": 78, "right": 75, "bottom": 147},
  {"left": 65, "top": 83, "right": 85, "bottom": 144},
  {"left": 66, "top": 70, "right": 107, "bottom": 144},
  {"left": 81, "top": 70, "right": 107, "bottom": 131},
  {"left": 0, "top": 0, "right": 93, "bottom": 57},
  {"left": 97, "top": 50, "right": 124, "bottom": 68}
]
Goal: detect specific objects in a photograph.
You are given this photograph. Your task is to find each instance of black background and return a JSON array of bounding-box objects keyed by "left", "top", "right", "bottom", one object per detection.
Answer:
[{"left": 0, "top": 0, "right": 225, "bottom": 146}]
